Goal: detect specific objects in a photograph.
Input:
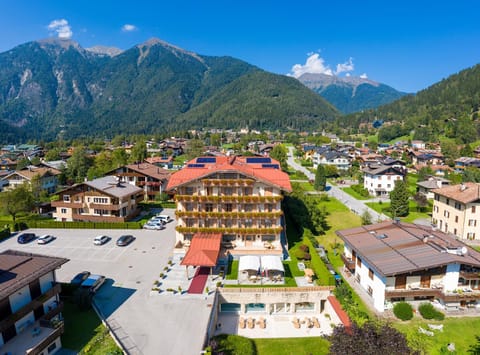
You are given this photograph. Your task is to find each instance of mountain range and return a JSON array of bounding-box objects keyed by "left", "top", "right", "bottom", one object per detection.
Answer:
[
  {"left": 297, "top": 73, "right": 407, "bottom": 114},
  {"left": 0, "top": 38, "right": 339, "bottom": 142}
]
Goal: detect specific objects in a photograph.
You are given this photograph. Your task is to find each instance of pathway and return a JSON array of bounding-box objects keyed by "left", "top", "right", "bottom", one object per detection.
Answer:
[
  {"left": 188, "top": 266, "right": 210, "bottom": 294},
  {"left": 287, "top": 147, "right": 389, "bottom": 222}
]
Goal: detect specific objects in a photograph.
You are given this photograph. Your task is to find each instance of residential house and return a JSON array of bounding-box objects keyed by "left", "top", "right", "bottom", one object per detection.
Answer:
[
  {"left": 416, "top": 176, "right": 450, "bottom": 199},
  {"left": 431, "top": 182, "right": 480, "bottom": 240},
  {"left": 411, "top": 140, "right": 426, "bottom": 149},
  {"left": 312, "top": 148, "right": 352, "bottom": 171},
  {"left": 408, "top": 150, "right": 444, "bottom": 166},
  {"left": 0, "top": 250, "right": 68, "bottom": 354},
  {"left": 166, "top": 155, "right": 292, "bottom": 261},
  {"left": 337, "top": 220, "right": 480, "bottom": 312},
  {"left": 0, "top": 157, "right": 16, "bottom": 171},
  {"left": 106, "top": 163, "right": 171, "bottom": 201},
  {"left": 2, "top": 166, "right": 61, "bottom": 194},
  {"left": 362, "top": 163, "right": 407, "bottom": 196},
  {"left": 454, "top": 157, "right": 480, "bottom": 172},
  {"left": 145, "top": 156, "right": 174, "bottom": 169},
  {"left": 414, "top": 164, "right": 453, "bottom": 177},
  {"left": 52, "top": 176, "right": 143, "bottom": 222}
]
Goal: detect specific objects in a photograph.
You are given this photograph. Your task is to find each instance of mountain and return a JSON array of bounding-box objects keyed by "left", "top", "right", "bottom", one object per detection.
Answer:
[
  {"left": 0, "top": 38, "right": 338, "bottom": 142},
  {"left": 297, "top": 73, "right": 407, "bottom": 114},
  {"left": 337, "top": 63, "right": 480, "bottom": 144}
]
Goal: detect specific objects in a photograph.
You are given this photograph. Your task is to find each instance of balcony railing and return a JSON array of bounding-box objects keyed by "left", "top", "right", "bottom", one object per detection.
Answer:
[
  {"left": 0, "top": 283, "right": 61, "bottom": 333},
  {"left": 460, "top": 270, "right": 480, "bottom": 280},
  {"left": 341, "top": 254, "right": 355, "bottom": 272},
  {"left": 28, "top": 322, "right": 64, "bottom": 355},
  {"left": 385, "top": 287, "right": 480, "bottom": 302}
]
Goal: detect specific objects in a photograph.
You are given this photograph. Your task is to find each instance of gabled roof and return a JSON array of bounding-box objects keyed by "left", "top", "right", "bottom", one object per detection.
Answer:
[
  {"left": 0, "top": 250, "right": 68, "bottom": 299},
  {"left": 181, "top": 233, "right": 222, "bottom": 267},
  {"left": 337, "top": 221, "right": 480, "bottom": 277},
  {"left": 362, "top": 164, "right": 406, "bottom": 176},
  {"left": 432, "top": 182, "right": 480, "bottom": 204},
  {"left": 4, "top": 166, "right": 61, "bottom": 181},
  {"left": 121, "top": 163, "right": 171, "bottom": 180},
  {"left": 166, "top": 156, "right": 292, "bottom": 192}
]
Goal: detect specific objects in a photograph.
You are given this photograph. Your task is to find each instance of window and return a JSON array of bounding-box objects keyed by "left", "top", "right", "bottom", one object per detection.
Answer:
[
  {"left": 185, "top": 186, "right": 195, "bottom": 195},
  {"left": 469, "top": 219, "right": 477, "bottom": 227},
  {"left": 446, "top": 198, "right": 450, "bottom": 205},
  {"left": 357, "top": 258, "right": 362, "bottom": 268},
  {"left": 63, "top": 195, "right": 70, "bottom": 202},
  {"left": 473, "top": 206, "right": 477, "bottom": 213},
  {"left": 224, "top": 203, "right": 233, "bottom": 212},
  {"left": 434, "top": 194, "right": 440, "bottom": 201},
  {"left": 47, "top": 342, "right": 57, "bottom": 353},
  {"left": 444, "top": 210, "right": 450, "bottom": 218},
  {"left": 368, "top": 268, "right": 374, "bottom": 280},
  {"left": 223, "top": 187, "right": 233, "bottom": 196},
  {"left": 265, "top": 204, "right": 274, "bottom": 212},
  {"left": 206, "top": 187, "right": 213, "bottom": 196},
  {"left": 185, "top": 202, "right": 194, "bottom": 211},
  {"left": 455, "top": 216, "right": 459, "bottom": 223},
  {"left": 205, "top": 204, "right": 213, "bottom": 212},
  {"left": 454, "top": 228, "right": 457, "bottom": 235},
  {"left": 455, "top": 202, "right": 462, "bottom": 210},
  {"left": 61, "top": 208, "right": 67, "bottom": 214},
  {"left": 367, "top": 286, "right": 373, "bottom": 296},
  {"left": 467, "top": 232, "right": 476, "bottom": 240},
  {"left": 93, "top": 197, "right": 108, "bottom": 204}
]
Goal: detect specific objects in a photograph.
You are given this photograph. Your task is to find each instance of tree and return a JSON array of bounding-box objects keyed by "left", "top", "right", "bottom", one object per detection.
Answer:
[
  {"left": 314, "top": 165, "right": 326, "bottom": 191},
  {"left": 44, "top": 148, "right": 61, "bottom": 161},
  {"left": 185, "top": 139, "right": 205, "bottom": 160},
  {"left": 413, "top": 192, "right": 429, "bottom": 212},
  {"left": 66, "top": 146, "right": 92, "bottom": 183},
  {"left": 0, "top": 184, "right": 35, "bottom": 223},
  {"left": 469, "top": 335, "right": 480, "bottom": 355},
  {"left": 390, "top": 180, "right": 410, "bottom": 218},
  {"left": 417, "top": 166, "right": 434, "bottom": 181},
  {"left": 361, "top": 210, "right": 373, "bottom": 225},
  {"left": 269, "top": 144, "right": 288, "bottom": 171},
  {"left": 129, "top": 140, "right": 147, "bottom": 163},
  {"left": 329, "top": 321, "right": 415, "bottom": 355}
]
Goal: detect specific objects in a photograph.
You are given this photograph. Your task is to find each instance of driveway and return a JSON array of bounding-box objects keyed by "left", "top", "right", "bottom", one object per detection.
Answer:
[
  {"left": 287, "top": 147, "right": 389, "bottom": 222},
  {"left": 0, "top": 209, "right": 213, "bottom": 355}
]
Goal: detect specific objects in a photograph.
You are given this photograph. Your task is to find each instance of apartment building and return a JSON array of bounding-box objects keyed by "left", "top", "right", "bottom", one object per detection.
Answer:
[
  {"left": 362, "top": 163, "right": 406, "bottom": 196},
  {"left": 52, "top": 176, "right": 143, "bottom": 222},
  {"left": 166, "top": 156, "right": 292, "bottom": 257},
  {"left": 432, "top": 182, "right": 480, "bottom": 240},
  {"left": 337, "top": 221, "right": 480, "bottom": 312},
  {"left": 0, "top": 250, "right": 68, "bottom": 354}
]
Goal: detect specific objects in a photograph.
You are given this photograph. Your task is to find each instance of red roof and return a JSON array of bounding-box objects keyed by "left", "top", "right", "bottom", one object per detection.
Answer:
[
  {"left": 166, "top": 156, "right": 292, "bottom": 192},
  {"left": 327, "top": 295, "right": 351, "bottom": 329},
  {"left": 181, "top": 233, "right": 222, "bottom": 267}
]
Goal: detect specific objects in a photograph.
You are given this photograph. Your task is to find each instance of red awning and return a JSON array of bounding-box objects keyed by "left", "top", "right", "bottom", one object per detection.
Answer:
[{"left": 181, "top": 233, "right": 222, "bottom": 267}]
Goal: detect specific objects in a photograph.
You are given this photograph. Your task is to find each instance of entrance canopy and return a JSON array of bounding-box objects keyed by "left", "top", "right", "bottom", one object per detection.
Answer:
[
  {"left": 239, "top": 255, "right": 261, "bottom": 272},
  {"left": 261, "top": 255, "right": 285, "bottom": 272},
  {"left": 181, "top": 233, "right": 222, "bottom": 267}
]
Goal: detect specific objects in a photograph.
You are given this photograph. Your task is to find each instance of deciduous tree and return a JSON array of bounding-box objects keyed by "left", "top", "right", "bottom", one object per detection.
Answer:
[{"left": 0, "top": 184, "right": 34, "bottom": 223}]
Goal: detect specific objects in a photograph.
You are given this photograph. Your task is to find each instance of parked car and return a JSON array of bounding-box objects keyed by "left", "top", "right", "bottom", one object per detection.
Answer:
[
  {"left": 94, "top": 235, "right": 111, "bottom": 245},
  {"left": 81, "top": 274, "right": 106, "bottom": 293},
  {"left": 116, "top": 234, "right": 135, "bottom": 246},
  {"left": 155, "top": 214, "right": 173, "bottom": 224},
  {"left": 143, "top": 222, "right": 165, "bottom": 230},
  {"left": 37, "top": 234, "right": 55, "bottom": 244},
  {"left": 17, "top": 233, "right": 36, "bottom": 244},
  {"left": 71, "top": 271, "right": 91, "bottom": 286}
]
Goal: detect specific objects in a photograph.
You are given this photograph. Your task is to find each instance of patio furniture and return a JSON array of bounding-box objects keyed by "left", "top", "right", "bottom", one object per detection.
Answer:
[
  {"left": 259, "top": 317, "right": 266, "bottom": 329},
  {"left": 247, "top": 317, "right": 255, "bottom": 329},
  {"left": 292, "top": 317, "right": 300, "bottom": 329},
  {"left": 239, "top": 317, "right": 246, "bottom": 329},
  {"left": 312, "top": 317, "right": 320, "bottom": 328}
]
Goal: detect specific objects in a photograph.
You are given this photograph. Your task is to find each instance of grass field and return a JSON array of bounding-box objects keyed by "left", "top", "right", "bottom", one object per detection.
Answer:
[
  {"left": 394, "top": 316, "right": 480, "bottom": 354},
  {"left": 254, "top": 337, "right": 330, "bottom": 355},
  {"left": 62, "top": 300, "right": 121, "bottom": 354},
  {"left": 340, "top": 186, "right": 370, "bottom": 200},
  {"left": 366, "top": 200, "right": 431, "bottom": 223}
]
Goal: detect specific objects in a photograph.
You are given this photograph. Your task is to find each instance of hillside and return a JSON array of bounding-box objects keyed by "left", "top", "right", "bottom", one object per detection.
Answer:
[
  {"left": 0, "top": 38, "right": 338, "bottom": 142},
  {"left": 298, "top": 73, "right": 407, "bottom": 114},
  {"left": 337, "top": 64, "right": 480, "bottom": 144}
]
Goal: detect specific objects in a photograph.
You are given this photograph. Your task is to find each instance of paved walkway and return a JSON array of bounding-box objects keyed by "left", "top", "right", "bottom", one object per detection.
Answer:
[
  {"left": 188, "top": 267, "right": 210, "bottom": 294},
  {"left": 287, "top": 147, "right": 389, "bottom": 222}
]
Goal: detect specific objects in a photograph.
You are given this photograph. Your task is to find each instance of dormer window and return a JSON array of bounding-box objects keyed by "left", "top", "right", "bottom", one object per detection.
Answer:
[{"left": 63, "top": 195, "right": 70, "bottom": 202}]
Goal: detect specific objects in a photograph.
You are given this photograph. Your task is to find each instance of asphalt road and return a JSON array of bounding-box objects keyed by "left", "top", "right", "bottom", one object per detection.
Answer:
[{"left": 287, "top": 146, "right": 389, "bottom": 222}]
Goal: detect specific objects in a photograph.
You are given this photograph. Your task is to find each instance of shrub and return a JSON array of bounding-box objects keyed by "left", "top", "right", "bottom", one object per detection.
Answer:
[
  {"left": 418, "top": 302, "right": 445, "bottom": 320},
  {"left": 299, "top": 244, "right": 309, "bottom": 253},
  {"left": 303, "top": 252, "right": 311, "bottom": 261},
  {"left": 393, "top": 302, "right": 414, "bottom": 321},
  {"left": 293, "top": 249, "right": 306, "bottom": 260}
]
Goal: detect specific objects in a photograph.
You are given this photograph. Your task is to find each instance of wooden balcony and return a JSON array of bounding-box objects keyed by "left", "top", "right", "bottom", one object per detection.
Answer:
[
  {"left": 385, "top": 287, "right": 480, "bottom": 302},
  {"left": 51, "top": 201, "right": 83, "bottom": 208},
  {"left": 460, "top": 270, "right": 480, "bottom": 281},
  {"left": 0, "top": 283, "right": 61, "bottom": 333},
  {"left": 341, "top": 254, "right": 355, "bottom": 272}
]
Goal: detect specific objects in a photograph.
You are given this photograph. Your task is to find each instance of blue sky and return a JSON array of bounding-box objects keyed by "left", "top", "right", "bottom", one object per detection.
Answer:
[{"left": 1, "top": 1, "right": 480, "bottom": 93}]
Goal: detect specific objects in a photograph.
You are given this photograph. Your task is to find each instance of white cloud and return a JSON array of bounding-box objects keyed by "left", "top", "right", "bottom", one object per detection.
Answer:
[
  {"left": 360, "top": 73, "right": 368, "bottom": 79},
  {"left": 335, "top": 57, "right": 354, "bottom": 75},
  {"left": 122, "top": 24, "right": 137, "bottom": 32},
  {"left": 288, "top": 53, "right": 333, "bottom": 78},
  {"left": 47, "top": 19, "right": 73, "bottom": 39}
]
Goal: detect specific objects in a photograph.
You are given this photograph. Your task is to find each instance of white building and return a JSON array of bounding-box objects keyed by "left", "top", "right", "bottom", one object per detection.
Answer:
[
  {"left": 337, "top": 221, "right": 480, "bottom": 312},
  {"left": 362, "top": 163, "right": 406, "bottom": 196}
]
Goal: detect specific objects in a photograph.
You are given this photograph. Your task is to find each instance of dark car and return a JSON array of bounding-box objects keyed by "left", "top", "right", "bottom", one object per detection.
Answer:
[
  {"left": 71, "top": 271, "right": 91, "bottom": 286},
  {"left": 17, "top": 233, "right": 36, "bottom": 244},
  {"left": 116, "top": 234, "right": 135, "bottom": 246}
]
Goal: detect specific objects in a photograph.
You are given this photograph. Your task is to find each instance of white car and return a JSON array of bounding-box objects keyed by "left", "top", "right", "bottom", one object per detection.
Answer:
[
  {"left": 94, "top": 235, "right": 111, "bottom": 245},
  {"left": 37, "top": 234, "right": 55, "bottom": 244},
  {"left": 143, "top": 222, "right": 165, "bottom": 230},
  {"left": 155, "top": 214, "right": 173, "bottom": 224}
]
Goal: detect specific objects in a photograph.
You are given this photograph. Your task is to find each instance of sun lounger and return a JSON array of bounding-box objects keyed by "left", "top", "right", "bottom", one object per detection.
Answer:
[
  {"left": 239, "top": 317, "right": 246, "bottom": 329},
  {"left": 292, "top": 317, "right": 300, "bottom": 328},
  {"left": 247, "top": 317, "right": 255, "bottom": 329},
  {"left": 428, "top": 324, "right": 443, "bottom": 332},
  {"left": 312, "top": 317, "right": 320, "bottom": 328}
]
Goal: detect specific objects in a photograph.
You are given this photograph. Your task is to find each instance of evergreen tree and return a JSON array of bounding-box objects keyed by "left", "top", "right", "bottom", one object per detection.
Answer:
[
  {"left": 390, "top": 180, "right": 410, "bottom": 217},
  {"left": 314, "top": 165, "right": 326, "bottom": 191}
]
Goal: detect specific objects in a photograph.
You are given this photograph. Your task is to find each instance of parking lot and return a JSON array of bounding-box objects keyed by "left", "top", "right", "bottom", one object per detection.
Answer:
[{"left": 0, "top": 209, "right": 214, "bottom": 355}]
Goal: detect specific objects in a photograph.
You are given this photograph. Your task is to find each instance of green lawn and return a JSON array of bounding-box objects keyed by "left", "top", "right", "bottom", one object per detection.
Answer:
[
  {"left": 62, "top": 300, "right": 121, "bottom": 354},
  {"left": 254, "top": 337, "right": 330, "bottom": 355},
  {"left": 366, "top": 200, "right": 432, "bottom": 223},
  {"left": 340, "top": 186, "right": 370, "bottom": 200},
  {"left": 226, "top": 260, "right": 239, "bottom": 280},
  {"left": 394, "top": 316, "right": 480, "bottom": 354}
]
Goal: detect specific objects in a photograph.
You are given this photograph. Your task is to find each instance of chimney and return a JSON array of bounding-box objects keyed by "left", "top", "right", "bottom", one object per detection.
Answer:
[{"left": 460, "top": 183, "right": 466, "bottom": 192}]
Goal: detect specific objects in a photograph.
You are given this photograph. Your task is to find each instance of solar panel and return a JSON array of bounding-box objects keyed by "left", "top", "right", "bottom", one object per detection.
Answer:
[
  {"left": 197, "top": 157, "right": 216, "bottom": 163},
  {"left": 187, "top": 164, "right": 205, "bottom": 168},
  {"left": 246, "top": 157, "right": 271, "bottom": 164},
  {"left": 262, "top": 164, "right": 279, "bottom": 169}
]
